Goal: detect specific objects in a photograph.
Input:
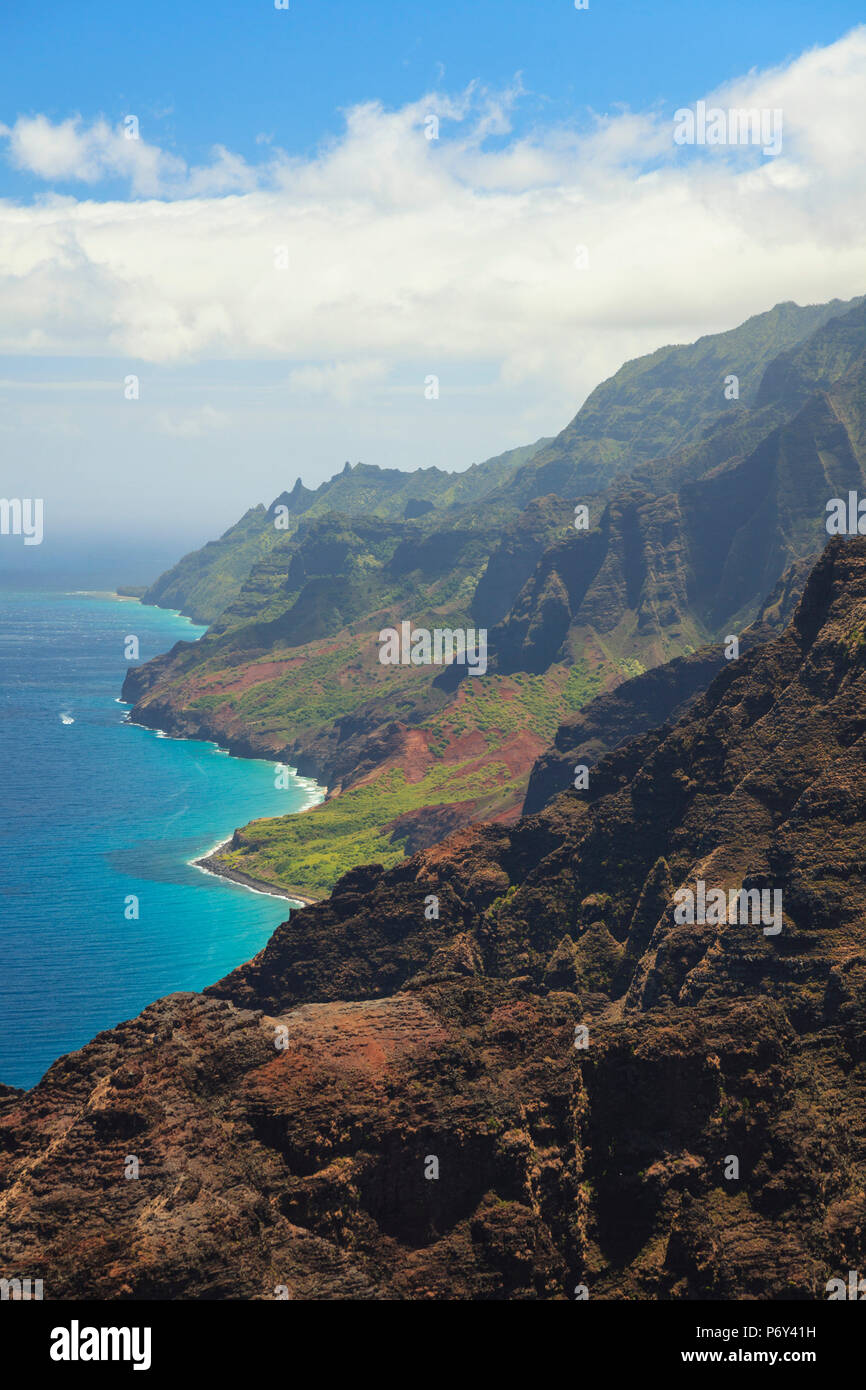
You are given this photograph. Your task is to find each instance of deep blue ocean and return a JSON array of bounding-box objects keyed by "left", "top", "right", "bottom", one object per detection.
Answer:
[{"left": 0, "top": 591, "right": 322, "bottom": 1089}]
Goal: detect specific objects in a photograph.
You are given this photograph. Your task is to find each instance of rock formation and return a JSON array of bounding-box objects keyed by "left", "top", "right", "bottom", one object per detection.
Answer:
[{"left": 3, "top": 538, "right": 866, "bottom": 1300}]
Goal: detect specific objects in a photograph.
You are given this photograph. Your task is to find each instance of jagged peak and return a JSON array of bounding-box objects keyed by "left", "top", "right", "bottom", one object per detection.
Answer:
[{"left": 792, "top": 535, "right": 866, "bottom": 648}]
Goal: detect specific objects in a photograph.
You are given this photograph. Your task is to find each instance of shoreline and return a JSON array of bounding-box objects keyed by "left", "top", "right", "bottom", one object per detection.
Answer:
[
  {"left": 113, "top": 592, "right": 328, "bottom": 909},
  {"left": 193, "top": 840, "right": 321, "bottom": 906}
]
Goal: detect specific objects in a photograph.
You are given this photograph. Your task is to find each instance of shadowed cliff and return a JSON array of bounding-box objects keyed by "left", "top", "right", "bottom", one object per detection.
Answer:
[{"left": 2, "top": 538, "right": 866, "bottom": 1299}]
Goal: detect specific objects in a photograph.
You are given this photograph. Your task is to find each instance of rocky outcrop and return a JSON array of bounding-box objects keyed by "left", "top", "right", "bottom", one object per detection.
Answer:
[
  {"left": 523, "top": 624, "right": 777, "bottom": 815},
  {"left": 4, "top": 538, "right": 866, "bottom": 1300}
]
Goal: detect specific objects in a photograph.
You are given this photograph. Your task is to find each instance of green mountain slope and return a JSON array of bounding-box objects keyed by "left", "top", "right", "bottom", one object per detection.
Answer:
[
  {"left": 123, "top": 293, "right": 866, "bottom": 897},
  {"left": 141, "top": 440, "right": 550, "bottom": 626},
  {"left": 499, "top": 295, "right": 864, "bottom": 503}
]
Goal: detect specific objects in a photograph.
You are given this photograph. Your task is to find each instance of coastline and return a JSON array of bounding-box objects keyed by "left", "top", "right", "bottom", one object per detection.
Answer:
[
  {"left": 184, "top": 774, "right": 326, "bottom": 906},
  {"left": 193, "top": 839, "right": 321, "bottom": 906},
  {"left": 112, "top": 591, "right": 328, "bottom": 908}
]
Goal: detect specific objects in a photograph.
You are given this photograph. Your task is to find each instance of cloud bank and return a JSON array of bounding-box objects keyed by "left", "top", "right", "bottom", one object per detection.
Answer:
[
  {"left": 0, "top": 25, "right": 862, "bottom": 409},
  {"left": 2, "top": 26, "right": 866, "bottom": 547}
]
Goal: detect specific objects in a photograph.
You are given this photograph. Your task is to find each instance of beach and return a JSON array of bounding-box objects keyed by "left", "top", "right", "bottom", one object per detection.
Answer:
[{"left": 193, "top": 839, "right": 321, "bottom": 906}]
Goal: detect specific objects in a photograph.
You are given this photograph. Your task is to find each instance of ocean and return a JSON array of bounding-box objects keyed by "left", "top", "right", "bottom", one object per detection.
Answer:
[{"left": 0, "top": 590, "right": 322, "bottom": 1089}]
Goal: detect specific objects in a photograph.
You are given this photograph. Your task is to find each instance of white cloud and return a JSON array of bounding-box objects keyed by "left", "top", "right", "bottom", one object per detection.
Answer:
[
  {"left": 0, "top": 115, "right": 260, "bottom": 197},
  {"left": 0, "top": 115, "right": 184, "bottom": 196},
  {"left": 287, "top": 359, "right": 389, "bottom": 404},
  {"left": 0, "top": 26, "right": 864, "bottom": 420},
  {"left": 155, "top": 404, "right": 229, "bottom": 438}
]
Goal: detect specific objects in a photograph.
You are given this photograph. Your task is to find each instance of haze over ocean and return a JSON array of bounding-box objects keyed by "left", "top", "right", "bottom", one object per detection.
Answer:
[{"left": 0, "top": 591, "right": 319, "bottom": 1088}]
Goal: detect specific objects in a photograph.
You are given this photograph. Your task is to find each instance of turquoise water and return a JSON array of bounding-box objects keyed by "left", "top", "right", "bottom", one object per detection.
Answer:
[{"left": 0, "top": 591, "right": 322, "bottom": 1089}]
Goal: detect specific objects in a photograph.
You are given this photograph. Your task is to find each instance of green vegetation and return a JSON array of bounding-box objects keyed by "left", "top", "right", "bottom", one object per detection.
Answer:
[
  {"left": 521, "top": 295, "right": 864, "bottom": 500},
  {"left": 562, "top": 658, "right": 608, "bottom": 711},
  {"left": 216, "top": 760, "right": 512, "bottom": 898},
  {"left": 141, "top": 443, "right": 549, "bottom": 626},
  {"left": 128, "top": 294, "right": 866, "bottom": 899}
]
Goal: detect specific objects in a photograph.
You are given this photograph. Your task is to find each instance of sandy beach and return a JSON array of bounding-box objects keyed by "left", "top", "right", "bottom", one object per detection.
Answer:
[{"left": 193, "top": 840, "right": 321, "bottom": 906}]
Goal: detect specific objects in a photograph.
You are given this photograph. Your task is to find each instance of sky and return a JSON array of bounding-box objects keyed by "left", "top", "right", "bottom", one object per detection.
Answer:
[{"left": 1, "top": 0, "right": 865, "bottom": 581}]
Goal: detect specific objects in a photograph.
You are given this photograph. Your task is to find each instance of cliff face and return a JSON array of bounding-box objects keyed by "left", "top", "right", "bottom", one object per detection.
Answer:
[
  {"left": 140, "top": 446, "right": 549, "bottom": 626},
  {"left": 522, "top": 625, "right": 776, "bottom": 816},
  {"left": 118, "top": 298, "right": 866, "bottom": 899},
  {"left": 491, "top": 302, "right": 866, "bottom": 677},
  {"left": 119, "top": 508, "right": 573, "bottom": 897},
  {"left": 498, "top": 295, "right": 865, "bottom": 503},
  {"left": 4, "top": 538, "right": 866, "bottom": 1300},
  {"left": 519, "top": 550, "right": 815, "bottom": 817}
]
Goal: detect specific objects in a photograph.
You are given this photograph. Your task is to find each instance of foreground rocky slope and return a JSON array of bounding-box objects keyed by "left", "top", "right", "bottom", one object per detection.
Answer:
[
  {"left": 3, "top": 538, "right": 866, "bottom": 1300},
  {"left": 522, "top": 629, "right": 771, "bottom": 816}
]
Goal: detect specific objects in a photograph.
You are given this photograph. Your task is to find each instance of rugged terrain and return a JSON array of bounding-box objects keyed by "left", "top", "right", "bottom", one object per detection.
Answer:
[
  {"left": 121, "top": 295, "right": 866, "bottom": 895},
  {"left": 3, "top": 537, "right": 866, "bottom": 1300}
]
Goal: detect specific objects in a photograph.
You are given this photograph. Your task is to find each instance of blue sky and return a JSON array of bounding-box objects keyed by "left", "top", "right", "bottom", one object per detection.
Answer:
[
  {"left": 2, "top": 0, "right": 862, "bottom": 198},
  {"left": 1, "top": 3, "right": 865, "bottom": 574}
]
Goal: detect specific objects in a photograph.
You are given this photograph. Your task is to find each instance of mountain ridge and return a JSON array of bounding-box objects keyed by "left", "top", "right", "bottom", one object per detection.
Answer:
[
  {"left": 122, "top": 292, "right": 866, "bottom": 898},
  {"left": 5, "top": 536, "right": 866, "bottom": 1299}
]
